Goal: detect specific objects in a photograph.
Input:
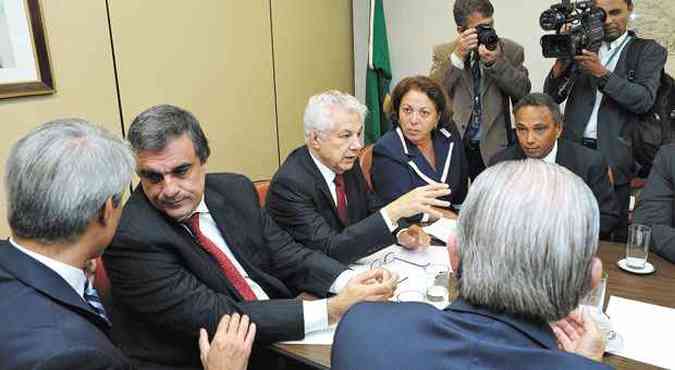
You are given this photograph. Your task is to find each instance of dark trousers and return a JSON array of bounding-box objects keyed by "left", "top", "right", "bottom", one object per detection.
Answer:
[
  {"left": 582, "top": 137, "right": 630, "bottom": 242},
  {"left": 463, "top": 137, "right": 486, "bottom": 182},
  {"left": 613, "top": 182, "right": 631, "bottom": 243}
]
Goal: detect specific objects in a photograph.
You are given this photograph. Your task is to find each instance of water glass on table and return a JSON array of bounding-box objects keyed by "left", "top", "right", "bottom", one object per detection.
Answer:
[{"left": 626, "top": 224, "right": 651, "bottom": 269}]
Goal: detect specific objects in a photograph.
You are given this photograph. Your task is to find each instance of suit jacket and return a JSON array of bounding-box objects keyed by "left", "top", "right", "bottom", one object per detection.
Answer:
[
  {"left": 430, "top": 38, "right": 532, "bottom": 163},
  {"left": 0, "top": 241, "right": 132, "bottom": 370},
  {"left": 266, "top": 146, "right": 394, "bottom": 264},
  {"left": 490, "top": 140, "right": 619, "bottom": 235},
  {"left": 332, "top": 299, "right": 613, "bottom": 370},
  {"left": 372, "top": 127, "right": 469, "bottom": 212},
  {"left": 103, "top": 173, "right": 347, "bottom": 370},
  {"left": 544, "top": 34, "right": 667, "bottom": 185},
  {"left": 633, "top": 144, "right": 675, "bottom": 263}
]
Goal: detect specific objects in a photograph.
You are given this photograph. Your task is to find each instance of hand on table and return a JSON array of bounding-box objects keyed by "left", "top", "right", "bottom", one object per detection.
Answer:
[
  {"left": 327, "top": 268, "right": 398, "bottom": 324},
  {"left": 551, "top": 307, "right": 606, "bottom": 362},
  {"left": 397, "top": 225, "right": 431, "bottom": 250}
]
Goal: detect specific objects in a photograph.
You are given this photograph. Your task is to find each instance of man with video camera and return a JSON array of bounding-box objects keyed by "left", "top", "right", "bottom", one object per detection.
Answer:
[
  {"left": 544, "top": 0, "right": 667, "bottom": 241},
  {"left": 430, "top": 0, "right": 531, "bottom": 181}
]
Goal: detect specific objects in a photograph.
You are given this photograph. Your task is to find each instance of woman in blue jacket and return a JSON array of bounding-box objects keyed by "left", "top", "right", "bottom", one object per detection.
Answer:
[{"left": 372, "top": 76, "right": 468, "bottom": 220}]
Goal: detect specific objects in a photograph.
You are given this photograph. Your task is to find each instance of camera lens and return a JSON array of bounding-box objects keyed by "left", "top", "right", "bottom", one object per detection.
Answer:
[{"left": 540, "top": 9, "right": 565, "bottom": 31}]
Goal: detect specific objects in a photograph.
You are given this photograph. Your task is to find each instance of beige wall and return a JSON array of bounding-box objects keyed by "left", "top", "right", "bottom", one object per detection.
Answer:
[
  {"left": 0, "top": 0, "right": 120, "bottom": 238},
  {"left": 272, "top": 0, "right": 355, "bottom": 161},
  {"left": 108, "top": 1, "right": 279, "bottom": 180},
  {"left": 0, "top": 0, "right": 356, "bottom": 237}
]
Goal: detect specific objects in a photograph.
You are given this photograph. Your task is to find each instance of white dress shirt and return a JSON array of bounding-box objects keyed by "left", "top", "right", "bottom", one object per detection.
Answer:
[
  {"left": 542, "top": 140, "right": 559, "bottom": 164},
  {"left": 186, "top": 198, "right": 354, "bottom": 335},
  {"left": 10, "top": 238, "right": 88, "bottom": 299},
  {"left": 584, "top": 32, "right": 631, "bottom": 139},
  {"left": 308, "top": 151, "right": 397, "bottom": 232}
]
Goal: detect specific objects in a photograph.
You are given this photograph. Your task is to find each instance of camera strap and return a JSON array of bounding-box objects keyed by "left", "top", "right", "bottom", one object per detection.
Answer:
[{"left": 602, "top": 35, "right": 631, "bottom": 68}]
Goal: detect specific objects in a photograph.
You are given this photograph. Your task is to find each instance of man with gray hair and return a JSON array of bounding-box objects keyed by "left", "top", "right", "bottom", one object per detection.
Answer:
[
  {"left": 0, "top": 119, "right": 135, "bottom": 369},
  {"left": 333, "top": 160, "right": 610, "bottom": 369},
  {"left": 103, "top": 104, "right": 399, "bottom": 369},
  {"left": 266, "top": 90, "right": 451, "bottom": 264},
  {"left": 490, "top": 92, "right": 619, "bottom": 238}
]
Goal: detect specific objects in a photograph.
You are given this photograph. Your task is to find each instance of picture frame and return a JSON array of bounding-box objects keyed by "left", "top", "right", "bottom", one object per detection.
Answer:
[{"left": 0, "top": 0, "right": 54, "bottom": 99}]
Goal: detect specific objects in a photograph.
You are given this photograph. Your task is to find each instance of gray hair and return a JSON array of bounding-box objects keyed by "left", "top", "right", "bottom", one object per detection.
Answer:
[
  {"left": 514, "top": 92, "right": 564, "bottom": 127},
  {"left": 5, "top": 119, "right": 135, "bottom": 244},
  {"left": 453, "top": 0, "right": 494, "bottom": 28},
  {"left": 303, "top": 90, "right": 368, "bottom": 140},
  {"left": 128, "top": 104, "right": 210, "bottom": 163},
  {"left": 456, "top": 160, "right": 599, "bottom": 322}
]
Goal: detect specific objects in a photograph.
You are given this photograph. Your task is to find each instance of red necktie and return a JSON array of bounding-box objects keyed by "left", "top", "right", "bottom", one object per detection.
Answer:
[
  {"left": 186, "top": 214, "right": 257, "bottom": 301},
  {"left": 334, "top": 174, "right": 349, "bottom": 225}
]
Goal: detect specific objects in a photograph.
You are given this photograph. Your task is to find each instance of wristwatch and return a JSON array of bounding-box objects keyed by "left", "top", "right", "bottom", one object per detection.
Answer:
[{"left": 597, "top": 72, "right": 611, "bottom": 90}]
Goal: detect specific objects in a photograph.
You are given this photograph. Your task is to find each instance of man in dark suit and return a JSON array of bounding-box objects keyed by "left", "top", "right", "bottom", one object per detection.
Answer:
[
  {"left": 266, "top": 91, "right": 451, "bottom": 264},
  {"left": 544, "top": 0, "right": 667, "bottom": 240},
  {"left": 633, "top": 144, "right": 675, "bottom": 263},
  {"left": 490, "top": 92, "right": 619, "bottom": 237},
  {"left": 0, "top": 119, "right": 135, "bottom": 370},
  {"left": 103, "top": 104, "right": 398, "bottom": 370},
  {"left": 430, "top": 0, "right": 531, "bottom": 180},
  {"left": 332, "top": 160, "right": 611, "bottom": 370}
]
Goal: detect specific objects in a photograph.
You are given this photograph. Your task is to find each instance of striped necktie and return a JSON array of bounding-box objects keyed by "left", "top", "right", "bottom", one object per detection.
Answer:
[{"left": 84, "top": 280, "right": 111, "bottom": 327}]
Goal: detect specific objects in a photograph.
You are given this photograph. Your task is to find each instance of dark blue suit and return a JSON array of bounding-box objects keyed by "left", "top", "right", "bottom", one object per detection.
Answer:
[
  {"left": 0, "top": 241, "right": 131, "bottom": 370},
  {"left": 332, "top": 300, "right": 613, "bottom": 370},
  {"left": 372, "top": 127, "right": 468, "bottom": 212}
]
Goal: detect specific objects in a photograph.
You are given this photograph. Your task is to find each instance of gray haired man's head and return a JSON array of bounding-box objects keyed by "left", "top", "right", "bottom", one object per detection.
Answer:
[
  {"left": 303, "top": 90, "right": 368, "bottom": 140},
  {"left": 127, "top": 104, "right": 210, "bottom": 164},
  {"left": 456, "top": 159, "right": 600, "bottom": 322},
  {"left": 5, "top": 119, "right": 135, "bottom": 244}
]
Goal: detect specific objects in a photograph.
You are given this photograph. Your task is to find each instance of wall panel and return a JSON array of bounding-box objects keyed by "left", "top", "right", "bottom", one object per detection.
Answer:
[{"left": 108, "top": 1, "right": 279, "bottom": 180}]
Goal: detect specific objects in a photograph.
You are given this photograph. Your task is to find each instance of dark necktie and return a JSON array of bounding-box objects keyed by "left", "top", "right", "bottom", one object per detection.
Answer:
[
  {"left": 185, "top": 213, "right": 257, "bottom": 301},
  {"left": 334, "top": 174, "right": 349, "bottom": 225},
  {"left": 465, "top": 52, "right": 482, "bottom": 143},
  {"left": 84, "top": 280, "right": 111, "bottom": 327}
]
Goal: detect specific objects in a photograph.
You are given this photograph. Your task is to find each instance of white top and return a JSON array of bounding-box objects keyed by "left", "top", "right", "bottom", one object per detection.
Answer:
[
  {"left": 584, "top": 32, "right": 631, "bottom": 139},
  {"left": 10, "top": 238, "right": 87, "bottom": 299},
  {"left": 542, "top": 140, "right": 559, "bottom": 164},
  {"left": 308, "top": 150, "right": 397, "bottom": 231},
  {"left": 187, "top": 197, "right": 354, "bottom": 334}
]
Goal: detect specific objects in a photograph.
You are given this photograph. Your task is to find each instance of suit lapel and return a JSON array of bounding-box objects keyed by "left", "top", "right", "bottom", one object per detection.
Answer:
[
  {"left": 300, "top": 147, "right": 343, "bottom": 224},
  {"left": 0, "top": 243, "right": 110, "bottom": 332}
]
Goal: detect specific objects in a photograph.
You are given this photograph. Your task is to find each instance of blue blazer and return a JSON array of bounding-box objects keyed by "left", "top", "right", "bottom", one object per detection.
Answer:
[
  {"left": 332, "top": 299, "right": 613, "bottom": 370},
  {"left": 0, "top": 241, "right": 131, "bottom": 370},
  {"left": 372, "top": 127, "right": 468, "bottom": 210}
]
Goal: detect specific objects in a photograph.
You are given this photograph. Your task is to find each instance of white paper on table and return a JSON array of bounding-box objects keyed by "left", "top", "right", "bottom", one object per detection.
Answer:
[
  {"left": 605, "top": 296, "right": 675, "bottom": 369},
  {"left": 281, "top": 324, "right": 337, "bottom": 345},
  {"left": 422, "top": 217, "right": 457, "bottom": 243}
]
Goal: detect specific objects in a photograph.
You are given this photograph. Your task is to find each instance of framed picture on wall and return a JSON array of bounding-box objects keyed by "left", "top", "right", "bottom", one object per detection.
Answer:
[{"left": 0, "top": 0, "right": 54, "bottom": 99}]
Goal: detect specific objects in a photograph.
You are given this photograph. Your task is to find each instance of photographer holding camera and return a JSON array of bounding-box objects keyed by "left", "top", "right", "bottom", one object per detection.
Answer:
[
  {"left": 544, "top": 0, "right": 667, "bottom": 241},
  {"left": 431, "top": 0, "right": 531, "bottom": 181}
]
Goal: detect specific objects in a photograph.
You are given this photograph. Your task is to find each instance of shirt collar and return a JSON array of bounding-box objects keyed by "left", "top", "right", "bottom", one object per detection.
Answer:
[
  {"left": 10, "top": 238, "right": 88, "bottom": 298},
  {"left": 542, "top": 140, "right": 559, "bottom": 164},
  {"left": 308, "top": 149, "right": 337, "bottom": 186},
  {"left": 194, "top": 196, "right": 209, "bottom": 214},
  {"left": 604, "top": 31, "right": 629, "bottom": 50}
]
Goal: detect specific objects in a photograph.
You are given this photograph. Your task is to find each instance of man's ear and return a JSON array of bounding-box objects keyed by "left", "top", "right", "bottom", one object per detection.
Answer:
[
  {"left": 447, "top": 234, "right": 461, "bottom": 273},
  {"left": 589, "top": 256, "right": 603, "bottom": 290},
  {"left": 97, "top": 198, "right": 116, "bottom": 226},
  {"left": 308, "top": 130, "right": 322, "bottom": 150}
]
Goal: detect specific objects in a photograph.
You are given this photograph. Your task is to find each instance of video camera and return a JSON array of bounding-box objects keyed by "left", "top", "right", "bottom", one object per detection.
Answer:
[{"left": 539, "top": 0, "right": 606, "bottom": 58}]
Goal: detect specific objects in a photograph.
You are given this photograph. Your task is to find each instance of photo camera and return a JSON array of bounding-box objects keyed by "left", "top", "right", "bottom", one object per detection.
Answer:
[
  {"left": 476, "top": 24, "right": 499, "bottom": 51},
  {"left": 539, "top": 0, "right": 606, "bottom": 58}
]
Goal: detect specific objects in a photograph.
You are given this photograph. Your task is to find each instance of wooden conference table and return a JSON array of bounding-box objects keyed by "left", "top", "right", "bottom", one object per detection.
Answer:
[{"left": 271, "top": 242, "right": 675, "bottom": 370}]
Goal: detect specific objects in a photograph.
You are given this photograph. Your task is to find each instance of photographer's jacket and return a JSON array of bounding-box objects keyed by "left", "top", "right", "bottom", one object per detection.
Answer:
[
  {"left": 544, "top": 32, "right": 667, "bottom": 185},
  {"left": 430, "top": 38, "right": 531, "bottom": 163}
]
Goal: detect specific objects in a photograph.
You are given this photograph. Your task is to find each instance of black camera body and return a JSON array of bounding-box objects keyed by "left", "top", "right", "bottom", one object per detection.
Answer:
[
  {"left": 539, "top": 0, "right": 606, "bottom": 58},
  {"left": 476, "top": 24, "right": 499, "bottom": 51}
]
